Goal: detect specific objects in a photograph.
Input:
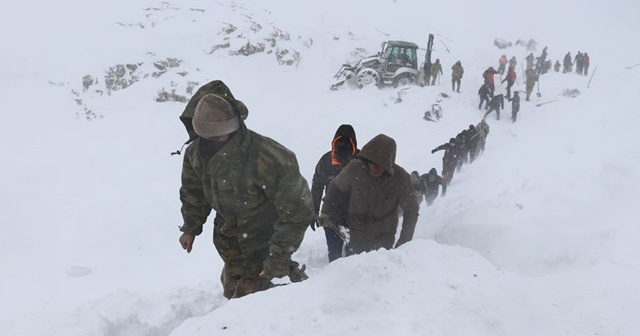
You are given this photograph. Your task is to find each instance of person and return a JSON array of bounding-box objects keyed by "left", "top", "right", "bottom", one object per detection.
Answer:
[
  {"left": 525, "top": 53, "right": 535, "bottom": 70},
  {"left": 410, "top": 171, "right": 428, "bottom": 205},
  {"left": 423, "top": 59, "right": 432, "bottom": 87},
  {"left": 483, "top": 94, "right": 505, "bottom": 120},
  {"left": 465, "top": 124, "right": 480, "bottom": 162},
  {"left": 482, "top": 66, "right": 498, "bottom": 97},
  {"left": 509, "top": 56, "right": 517, "bottom": 70},
  {"left": 497, "top": 54, "right": 508, "bottom": 75},
  {"left": 475, "top": 119, "right": 490, "bottom": 155},
  {"left": 509, "top": 91, "right": 521, "bottom": 123},
  {"left": 554, "top": 60, "right": 561, "bottom": 72},
  {"left": 525, "top": 68, "right": 539, "bottom": 101},
  {"left": 501, "top": 65, "right": 517, "bottom": 99},
  {"left": 535, "top": 46, "right": 548, "bottom": 75},
  {"left": 318, "top": 134, "right": 419, "bottom": 254},
  {"left": 563, "top": 52, "right": 572, "bottom": 73},
  {"left": 423, "top": 168, "right": 447, "bottom": 206},
  {"left": 583, "top": 52, "right": 590, "bottom": 76},
  {"left": 478, "top": 83, "right": 491, "bottom": 110},
  {"left": 451, "top": 61, "right": 464, "bottom": 93},
  {"left": 178, "top": 86, "right": 315, "bottom": 299},
  {"left": 431, "top": 138, "right": 460, "bottom": 184},
  {"left": 574, "top": 51, "right": 584, "bottom": 75},
  {"left": 310, "top": 125, "right": 359, "bottom": 262},
  {"left": 430, "top": 59, "right": 443, "bottom": 86}
]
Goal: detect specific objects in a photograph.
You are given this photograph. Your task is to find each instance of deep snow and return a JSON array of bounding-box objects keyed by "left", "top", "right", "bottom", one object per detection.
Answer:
[{"left": 1, "top": 0, "right": 639, "bottom": 335}]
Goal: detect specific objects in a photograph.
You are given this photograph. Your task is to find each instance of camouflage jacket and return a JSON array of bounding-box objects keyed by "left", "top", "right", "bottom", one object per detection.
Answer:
[
  {"left": 179, "top": 122, "right": 314, "bottom": 271},
  {"left": 451, "top": 63, "right": 464, "bottom": 79}
]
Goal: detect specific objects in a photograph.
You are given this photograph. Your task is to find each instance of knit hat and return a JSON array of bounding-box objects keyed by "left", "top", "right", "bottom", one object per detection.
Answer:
[{"left": 192, "top": 94, "right": 239, "bottom": 138}]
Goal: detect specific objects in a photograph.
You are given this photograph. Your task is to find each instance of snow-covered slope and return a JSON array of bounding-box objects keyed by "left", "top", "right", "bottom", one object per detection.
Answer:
[{"left": 1, "top": 1, "right": 639, "bottom": 335}]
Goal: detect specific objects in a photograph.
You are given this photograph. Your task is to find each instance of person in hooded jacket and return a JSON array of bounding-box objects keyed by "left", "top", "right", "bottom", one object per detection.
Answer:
[
  {"left": 509, "top": 91, "right": 521, "bottom": 123},
  {"left": 483, "top": 67, "right": 498, "bottom": 97},
  {"left": 310, "top": 125, "right": 359, "bottom": 262},
  {"left": 318, "top": 134, "right": 419, "bottom": 254},
  {"left": 178, "top": 87, "right": 314, "bottom": 299},
  {"left": 501, "top": 65, "right": 517, "bottom": 99},
  {"left": 483, "top": 94, "right": 505, "bottom": 120},
  {"left": 431, "top": 138, "right": 460, "bottom": 184},
  {"left": 423, "top": 168, "right": 447, "bottom": 206},
  {"left": 478, "top": 83, "right": 491, "bottom": 110}
]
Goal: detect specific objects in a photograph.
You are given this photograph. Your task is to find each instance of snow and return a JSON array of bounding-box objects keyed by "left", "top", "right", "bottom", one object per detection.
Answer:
[{"left": 1, "top": 0, "right": 639, "bottom": 335}]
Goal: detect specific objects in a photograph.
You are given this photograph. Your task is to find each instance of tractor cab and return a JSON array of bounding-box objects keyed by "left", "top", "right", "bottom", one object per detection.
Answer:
[{"left": 381, "top": 41, "right": 418, "bottom": 74}]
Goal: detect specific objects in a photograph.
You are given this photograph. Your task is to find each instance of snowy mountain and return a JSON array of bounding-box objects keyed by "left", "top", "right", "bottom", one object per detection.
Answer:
[{"left": 1, "top": 0, "right": 639, "bottom": 335}]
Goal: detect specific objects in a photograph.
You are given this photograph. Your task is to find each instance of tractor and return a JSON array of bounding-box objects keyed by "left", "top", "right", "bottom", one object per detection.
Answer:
[{"left": 330, "top": 40, "right": 421, "bottom": 90}]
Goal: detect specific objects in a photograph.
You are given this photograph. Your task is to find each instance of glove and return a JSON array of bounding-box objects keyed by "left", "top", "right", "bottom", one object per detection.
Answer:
[
  {"left": 309, "top": 218, "right": 318, "bottom": 231},
  {"left": 261, "top": 245, "right": 291, "bottom": 279},
  {"left": 316, "top": 213, "right": 332, "bottom": 228},
  {"left": 431, "top": 149, "right": 436, "bottom": 154}
]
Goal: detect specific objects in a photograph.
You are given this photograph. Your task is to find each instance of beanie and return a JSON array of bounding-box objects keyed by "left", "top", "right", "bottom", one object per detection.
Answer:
[{"left": 192, "top": 94, "right": 239, "bottom": 138}]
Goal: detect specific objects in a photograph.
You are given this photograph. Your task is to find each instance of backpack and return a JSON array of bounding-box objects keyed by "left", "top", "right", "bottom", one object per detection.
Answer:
[{"left": 173, "top": 80, "right": 249, "bottom": 155}]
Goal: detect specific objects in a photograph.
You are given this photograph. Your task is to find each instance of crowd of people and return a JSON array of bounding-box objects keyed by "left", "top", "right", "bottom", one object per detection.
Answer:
[{"left": 175, "top": 44, "right": 591, "bottom": 299}]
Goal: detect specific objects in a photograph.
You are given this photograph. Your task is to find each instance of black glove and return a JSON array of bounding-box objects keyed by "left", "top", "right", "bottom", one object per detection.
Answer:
[{"left": 431, "top": 149, "right": 436, "bottom": 154}]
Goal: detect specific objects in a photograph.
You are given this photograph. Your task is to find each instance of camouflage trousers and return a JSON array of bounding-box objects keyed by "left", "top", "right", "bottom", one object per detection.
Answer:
[{"left": 220, "top": 264, "right": 273, "bottom": 299}]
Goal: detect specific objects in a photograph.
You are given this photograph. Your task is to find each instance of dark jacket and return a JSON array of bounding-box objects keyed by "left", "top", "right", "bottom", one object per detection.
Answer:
[
  {"left": 488, "top": 94, "right": 505, "bottom": 109},
  {"left": 424, "top": 168, "right": 447, "bottom": 198},
  {"left": 311, "top": 125, "right": 359, "bottom": 222},
  {"left": 321, "top": 134, "right": 419, "bottom": 251},
  {"left": 509, "top": 93, "right": 520, "bottom": 112}
]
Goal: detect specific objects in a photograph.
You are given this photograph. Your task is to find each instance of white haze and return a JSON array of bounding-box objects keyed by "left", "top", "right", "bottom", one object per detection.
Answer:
[{"left": 1, "top": 0, "right": 639, "bottom": 335}]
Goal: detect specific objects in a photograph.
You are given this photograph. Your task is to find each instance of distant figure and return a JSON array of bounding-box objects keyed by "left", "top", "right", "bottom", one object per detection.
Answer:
[
  {"left": 509, "top": 56, "right": 517, "bottom": 69},
  {"left": 478, "top": 83, "right": 491, "bottom": 110},
  {"left": 431, "top": 138, "right": 461, "bottom": 184},
  {"left": 563, "top": 52, "right": 572, "bottom": 73},
  {"left": 583, "top": 53, "right": 590, "bottom": 75},
  {"left": 423, "top": 59, "right": 432, "bottom": 86},
  {"left": 509, "top": 91, "right": 521, "bottom": 123},
  {"left": 483, "top": 66, "right": 498, "bottom": 97},
  {"left": 483, "top": 94, "right": 505, "bottom": 120},
  {"left": 535, "top": 46, "right": 548, "bottom": 75},
  {"left": 451, "top": 61, "right": 464, "bottom": 93},
  {"left": 466, "top": 124, "right": 481, "bottom": 162},
  {"left": 430, "top": 58, "right": 443, "bottom": 85},
  {"left": 475, "top": 119, "right": 490, "bottom": 155},
  {"left": 501, "top": 65, "right": 517, "bottom": 99},
  {"left": 525, "top": 68, "right": 539, "bottom": 101},
  {"left": 575, "top": 51, "right": 584, "bottom": 75},
  {"left": 526, "top": 53, "right": 535, "bottom": 70},
  {"left": 554, "top": 60, "right": 561, "bottom": 72},
  {"left": 423, "top": 168, "right": 447, "bottom": 206},
  {"left": 497, "top": 54, "right": 508, "bottom": 75}
]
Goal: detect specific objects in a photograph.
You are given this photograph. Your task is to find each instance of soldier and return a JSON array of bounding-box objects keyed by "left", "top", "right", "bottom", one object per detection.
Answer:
[
  {"left": 497, "top": 54, "right": 508, "bottom": 75},
  {"left": 501, "top": 65, "right": 517, "bottom": 99},
  {"left": 483, "top": 66, "right": 498, "bottom": 97},
  {"left": 574, "top": 52, "right": 584, "bottom": 75},
  {"left": 509, "top": 91, "right": 521, "bottom": 123},
  {"left": 310, "top": 125, "right": 359, "bottom": 262},
  {"left": 525, "top": 68, "right": 539, "bottom": 101},
  {"left": 423, "top": 168, "right": 447, "bottom": 206},
  {"left": 318, "top": 134, "right": 419, "bottom": 254},
  {"left": 475, "top": 119, "right": 490, "bottom": 155},
  {"left": 451, "top": 61, "right": 464, "bottom": 93},
  {"left": 563, "top": 52, "right": 572, "bottom": 73},
  {"left": 483, "top": 94, "right": 505, "bottom": 120},
  {"left": 432, "top": 138, "right": 460, "bottom": 184},
  {"left": 535, "top": 46, "right": 548, "bottom": 76},
  {"left": 583, "top": 53, "right": 590, "bottom": 76},
  {"left": 478, "top": 83, "right": 491, "bottom": 110},
  {"left": 178, "top": 86, "right": 314, "bottom": 299},
  {"left": 423, "top": 59, "right": 432, "bottom": 87},
  {"left": 525, "top": 53, "right": 535, "bottom": 70},
  {"left": 430, "top": 58, "right": 443, "bottom": 85}
]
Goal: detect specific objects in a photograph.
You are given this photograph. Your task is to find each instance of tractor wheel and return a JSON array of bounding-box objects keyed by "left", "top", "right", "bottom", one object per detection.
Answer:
[
  {"left": 356, "top": 68, "right": 380, "bottom": 89},
  {"left": 393, "top": 73, "right": 417, "bottom": 88}
]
